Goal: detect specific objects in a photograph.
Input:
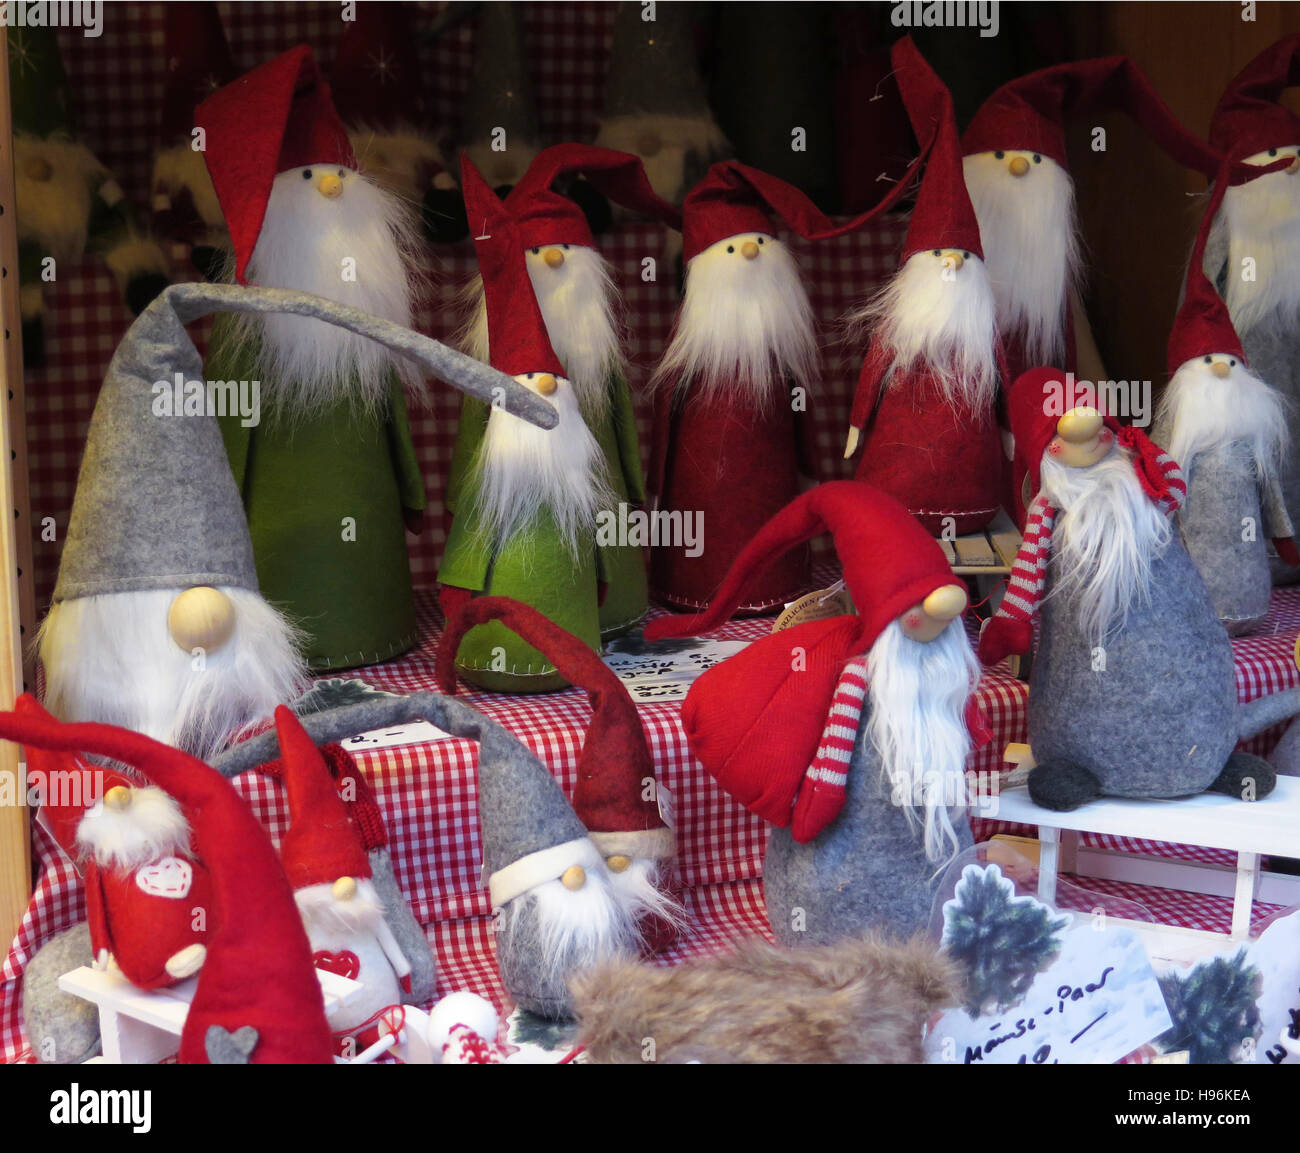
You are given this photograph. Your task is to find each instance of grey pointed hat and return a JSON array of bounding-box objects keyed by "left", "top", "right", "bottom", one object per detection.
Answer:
[
  {"left": 603, "top": 1, "right": 713, "bottom": 120},
  {"left": 53, "top": 282, "right": 556, "bottom": 604}
]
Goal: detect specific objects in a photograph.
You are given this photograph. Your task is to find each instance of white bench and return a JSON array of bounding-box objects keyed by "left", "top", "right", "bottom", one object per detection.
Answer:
[
  {"left": 59, "top": 965, "right": 364, "bottom": 1064},
  {"left": 993, "top": 776, "right": 1300, "bottom": 964}
]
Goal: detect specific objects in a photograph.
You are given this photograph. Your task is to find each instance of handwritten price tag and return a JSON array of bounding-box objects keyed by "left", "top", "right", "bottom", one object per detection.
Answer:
[{"left": 603, "top": 640, "right": 750, "bottom": 702}]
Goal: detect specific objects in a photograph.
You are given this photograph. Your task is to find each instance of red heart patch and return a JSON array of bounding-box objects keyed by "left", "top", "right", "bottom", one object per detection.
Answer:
[{"left": 312, "top": 949, "right": 360, "bottom": 980}]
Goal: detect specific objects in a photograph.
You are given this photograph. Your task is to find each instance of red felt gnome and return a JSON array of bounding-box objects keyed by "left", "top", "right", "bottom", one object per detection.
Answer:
[
  {"left": 437, "top": 596, "right": 682, "bottom": 954},
  {"left": 843, "top": 37, "right": 1008, "bottom": 537}
]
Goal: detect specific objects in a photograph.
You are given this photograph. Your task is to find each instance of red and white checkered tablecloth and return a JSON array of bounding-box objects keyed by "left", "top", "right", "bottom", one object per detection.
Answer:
[{"left": 6, "top": 583, "right": 1300, "bottom": 1063}]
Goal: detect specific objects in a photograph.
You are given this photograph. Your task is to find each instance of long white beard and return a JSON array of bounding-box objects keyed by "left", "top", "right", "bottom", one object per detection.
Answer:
[
  {"left": 850, "top": 250, "right": 1001, "bottom": 414},
  {"left": 472, "top": 378, "right": 611, "bottom": 554},
  {"left": 14, "top": 135, "right": 98, "bottom": 262},
  {"left": 296, "top": 879, "right": 386, "bottom": 937},
  {"left": 38, "top": 587, "right": 307, "bottom": 761},
  {"left": 1219, "top": 167, "right": 1300, "bottom": 337},
  {"left": 650, "top": 235, "right": 817, "bottom": 408},
  {"left": 1040, "top": 447, "right": 1172, "bottom": 645},
  {"left": 864, "top": 620, "right": 980, "bottom": 866},
  {"left": 1158, "top": 358, "right": 1288, "bottom": 477},
  {"left": 74, "top": 786, "right": 191, "bottom": 872},
  {"left": 962, "top": 152, "right": 1081, "bottom": 366},
  {"left": 228, "top": 168, "right": 423, "bottom": 416},
  {"left": 459, "top": 246, "right": 623, "bottom": 422},
  {"left": 606, "top": 857, "right": 685, "bottom": 937}
]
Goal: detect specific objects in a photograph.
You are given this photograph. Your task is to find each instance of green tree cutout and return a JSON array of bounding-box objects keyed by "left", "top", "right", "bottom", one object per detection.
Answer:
[
  {"left": 943, "top": 864, "right": 1069, "bottom": 1018},
  {"left": 1156, "top": 950, "right": 1262, "bottom": 1064}
]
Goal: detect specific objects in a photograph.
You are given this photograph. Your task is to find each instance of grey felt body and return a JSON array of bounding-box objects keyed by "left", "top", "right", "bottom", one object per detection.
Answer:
[
  {"left": 764, "top": 700, "right": 972, "bottom": 948},
  {"left": 368, "top": 847, "right": 436, "bottom": 1005},
  {"left": 1030, "top": 536, "right": 1239, "bottom": 796},
  {"left": 1176, "top": 440, "right": 1273, "bottom": 635},
  {"left": 22, "top": 922, "right": 100, "bottom": 1064},
  {"left": 55, "top": 282, "right": 555, "bottom": 602}
]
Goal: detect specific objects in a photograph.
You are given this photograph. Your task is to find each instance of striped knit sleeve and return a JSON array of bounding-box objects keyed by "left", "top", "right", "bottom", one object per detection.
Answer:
[
  {"left": 996, "top": 495, "right": 1055, "bottom": 625},
  {"left": 803, "top": 657, "right": 870, "bottom": 794},
  {"left": 1153, "top": 450, "right": 1186, "bottom": 515}
]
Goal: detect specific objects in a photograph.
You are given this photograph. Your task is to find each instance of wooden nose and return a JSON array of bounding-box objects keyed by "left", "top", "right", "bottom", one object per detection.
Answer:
[
  {"left": 333, "top": 876, "right": 357, "bottom": 901},
  {"left": 535, "top": 374, "right": 558, "bottom": 396},
  {"left": 1290, "top": 157, "right": 1300, "bottom": 174},
  {"left": 1210, "top": 360, "right": 1231, "bottom": 378},
  {"left": 561, "top": 865, "right": 586, "bottom": 891},
  {"left": 104, "top": 785, "right": 133, "bottom": 812},
  {"left": 23, "top": 155, "right": 52, "bottom": 182},
  {"left": 605, "top": 855, "right": 631, "bottom": 873},
  {"left": 543, "top": 247, "right": 565, "bottom": 268},
  {"left": 1009, "top": 156, "right": 1031, "bottom": 177},
  {"left": 741, "top": 240, "right": 760, "bottom": 260},
  {"left": 941, "top": 251, "right": 965, "bottom": 271},
  {"left": 1057, "top": 406, "right": 1103, "bottom": 443},
  {"left": 923, "top": 584, "right": 968, "bottom": 621},
  {"left": 318, "top": 173, "right": 343, "bottom": 199},
  {"left": 168, "top": 586, "right": 237, "bottom": 654}
]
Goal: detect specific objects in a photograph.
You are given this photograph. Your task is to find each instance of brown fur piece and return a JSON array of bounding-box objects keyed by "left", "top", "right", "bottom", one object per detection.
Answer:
[{"left": 572, "top": 933, "right": 960, "bottom": 1064}]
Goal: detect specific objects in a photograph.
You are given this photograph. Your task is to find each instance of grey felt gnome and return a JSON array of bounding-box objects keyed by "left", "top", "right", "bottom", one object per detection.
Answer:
[
  {"left": 37, "top": 282, "right": 554, "bottom": 760},
  {"left": 1156, "top": 165, "right": 1298, "bottom": 635},
  {"left": 644, "top": 482, "right": 985, "bottom": 946},
  {"left": 980, "top": 368, "right": 1300, "bottom": 811}
]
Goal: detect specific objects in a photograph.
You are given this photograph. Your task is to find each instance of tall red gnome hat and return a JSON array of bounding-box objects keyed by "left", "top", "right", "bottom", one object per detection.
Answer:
[
  {"left": 195, "top": 44, "right": 356, "bottom": 284},
  {"left": 330, "top": 1, "right": 426, "bottom": 131},
  {"left": 0, "top": 695, "right": 333, "bottom": 1064},
  {"left": 505, "top": 144, "right": 683, "bottom": 249},
  {"left": 962, "top": 55, "right": 1240, "bottom": 180},
  {"left": 276, "top": 706, "right": 371, "bottom": 891},
  {"left": 644, "top": 483, "right": 963, "bottom": 835},
  {"left": 892, "top": 36, "right": 983, "bottom": 261},
  {"left": 157, "top": 2, "right": 236, "bottom": 146},
  {"left": 462, "top": 154, "right": 567, "bottom": 379},
  {"left": 1210, "top": 34, "right": 1300, "bottom": 161}
]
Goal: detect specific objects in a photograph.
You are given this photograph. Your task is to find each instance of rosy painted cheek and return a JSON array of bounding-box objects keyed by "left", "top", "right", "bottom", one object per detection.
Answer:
[
  {"left": 904, "top": 613, "right": 923, "bottom": 629},
  {"left": 1048, "top": 443, "right": 1062, "bottom": 456}
]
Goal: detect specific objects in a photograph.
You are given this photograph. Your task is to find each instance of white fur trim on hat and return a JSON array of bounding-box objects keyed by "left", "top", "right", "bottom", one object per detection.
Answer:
[{"left": 488, "top": 836, "right": 603, "bottom": 908}]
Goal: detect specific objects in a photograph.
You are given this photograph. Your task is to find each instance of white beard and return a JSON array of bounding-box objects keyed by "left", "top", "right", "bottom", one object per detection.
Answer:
[
  {"left": 651, "top": 234, "right": 817, "bottom": 409},
  {"left": 472, "top": 375, "right": 611, "bottom": 554},
  {"left": 152, "top": 141, "right": 225, "bottom": 233},
  {"left": 14, "top": 135, "right": 99, "bottom": 262},
  {"left": 38, "top": 587, "right": 307, "bottom": 762},
  {"left": 347, "top": 126, "right": 446, "bottom": 206},
  {"left": 1158, "top": 357, "right": 1288, "bottom": 478},
  {"left": 296, "top": 878, "right": 386, "bottom": 937},
  {"left": 459, "top": 245, "right": 623, "bottom": 421},
  {"left": 227, "top": 167, "right": 423, "bottom": 416},
  {"left": 606, "top": 857, "right": 685, "bottom": 938},
  {"left": 1040, "top": 446, "right": 1172, "bottom": 646},
  {"left": 1218, "top": 163, "right": 1300, "bottom": 337},
  {"left": 850, "top": 250, "right": 1001, "bottom": 414},
  {"left": 962, "top": 152, "right": 1081, "bottom": 366},
  {"left": 74, "top": 786, "right": 191, "bottom": 872},
  {"left": 864, "top": 620, "right": 980, "bottom": 866}
]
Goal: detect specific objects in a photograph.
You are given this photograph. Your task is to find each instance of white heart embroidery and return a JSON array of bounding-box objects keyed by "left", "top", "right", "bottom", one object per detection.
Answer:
[{"left": 135, "top": 857, "right": 193, "bottom": 899}]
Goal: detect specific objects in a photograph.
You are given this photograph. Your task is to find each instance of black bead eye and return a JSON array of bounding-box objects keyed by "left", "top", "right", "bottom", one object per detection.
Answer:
[
  {"left": 338, "top": 169, "right": 347, "bottom": 177},
  {"left": 994, "top": 150, "right": 1005, "bottom": 159},
  {"left": 961, "top": 251, "right": 971, "bottom": 259},
  {"left": 531, "top": 247, "right": 540, "bottom": 255},
  {"left": 526, "top": 373, "right": 535, "bottom": 380},
  {"left": 727, "top": 245, "right": 735, "bottom": 254},
  {"left": 562, "top": 244, "right": 570, "bottom": 250},
  {"left": 1230, "top": 359, "right": 1237, "bottom": 366},
  {"left": 757, "top": 236, "right": 765, "bottom": 245},
  {"left": 1204, "top": 355, "right": 1213, "bottom": 364},
  {"left": 1270, "top": 148, "right": 1279, "bottom": 157},
  {"left": 302, "top": 169, "right": 312, "bottom": 180},
  {"left": 1033, "top": 154, "right": 1042, "bottom": 164},
  {"left": 932, "top": 249, "right": 941, "bottom": 257}
]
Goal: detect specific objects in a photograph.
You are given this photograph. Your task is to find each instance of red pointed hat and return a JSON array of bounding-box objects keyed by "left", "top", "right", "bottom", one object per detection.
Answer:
[
  {"left": 275, "top": 706, "right": 370, "bottom": 890},
  {"left": 196, "top": 44, "right": 356, "bottom": 284},
  {"left": 645, "top": 480, "right": 958, "bottom": 649},
  {"left": 893, "top": 36, "right": 982, "bottom": 260},
  {"left": 157, "top": 2, "right": 236, "bottom": 145},
  {"left": 0, "top": 694, "right": 334, "bottom": 1064},
  {"left": 505, "top": 143, "right": 683, "bottom": 249},
  {"left": 330, "top": 0, "right": 426, "bottom": 131},
  {"left": 437, "top": 595, "right": 672, "bottom": 856},
  {"left": 1210, "top": 34, "right": 1300, "bottom": 161},
  {"left": 1008, "top": 367, "right": 1123, "bottom": 498},
  {"left": 1168, "top": 164, "right": 1246, "bottom": 376},
  {"left": 961, "top": 55, "right": 1228, "bottom": 179},
  {"left": 462, "top": 154, "right": 566, "bottom": 378}
]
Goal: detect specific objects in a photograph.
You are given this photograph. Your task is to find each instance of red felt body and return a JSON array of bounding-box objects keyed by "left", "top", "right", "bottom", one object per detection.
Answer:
[{"left": 650, "top": 385, "right": 811, "bottom": 613}]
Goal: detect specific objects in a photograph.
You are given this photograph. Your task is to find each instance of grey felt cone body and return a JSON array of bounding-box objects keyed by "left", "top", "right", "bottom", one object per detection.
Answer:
[
  {"left": 22, "top": 922, "right": 100, "bottom": 1064},
  {"left": 55, "top": 282, "right": 554, "bottom": 603},
  {"left": 764, "top": 699, "right": 972, "bottom": 948}
]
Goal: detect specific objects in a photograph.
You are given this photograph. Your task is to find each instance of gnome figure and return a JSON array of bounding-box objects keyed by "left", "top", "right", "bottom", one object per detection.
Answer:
[
  {"left": 1156, "top": 164, "right": 1298, "bottom": 634},
  {"left": 438, "top": 596, "right": 682, "bottom": 953},
  {"left": 1201, "top": 35, "right": 1300, "bottom": 584},
  {"left": 440, "top": 157, "right": 611, "bottom": 692},
  {"left": 593, "top": 1, "right": 730, "bottom": 207},
  {"left": 150, "top": 2, "right": 237, "bottom": 275},
  {"left": 844, "top": 37, "right": 1007, "bottom": 537},
  {"left": 274, "top": 707, "right": 412, "bottom": 1051},
  {"left": 10, "top": 27, "right": 168, "bottom": 365},
  {"left": 454, "top": 145, "right": 682, "bottom": 639},
  {"left": 646, "top": 483, "right": 983, "bottom": 944},
  {"left": 196, "top": 46, "right": 431, "bottom": 671},
  {"left": 980, "top": 369, "right": 1299, "bottom": 811}
]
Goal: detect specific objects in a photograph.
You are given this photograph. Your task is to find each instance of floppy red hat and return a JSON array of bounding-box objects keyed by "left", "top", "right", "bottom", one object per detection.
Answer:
[{"left": 1210, "top": 34, "right": 1300, "bottom": 161}]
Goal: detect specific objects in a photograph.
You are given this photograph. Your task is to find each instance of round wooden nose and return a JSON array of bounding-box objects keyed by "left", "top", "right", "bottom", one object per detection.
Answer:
[
  {"left": 317, "top": 173, "right": 343, "bottom": 199},
  {"left": 923, "top": 584, "right": 969, "bottom": 621},
  {"left": 605, "top": 855, "right": 631, "bottom": 874},
  {"left": 561, "top": 865, "right": 587, "bottom": 891},
  {"left": 741, "top": 240, "right": 760, "bottom": 260},
  {"left": 543, "top": 247, "right": 565, "bottom": 268},
  {"left": 942, "top": 251, "right": 965, "bottom": 271},
  {"left": 1210, "top": 360, "right": 1231, "bottom": 378},
  {"left": 168, "top": 587, "right": 237, "bottom": 654},
  {"left": 1056, "top": 406, "right": 1103, "bottom": 443},
  {"left": 535, "top": 374, "right": 558, "bottom": 396},
  {"left": 1009, "top": 156, "right": 1031, "bottom": 177},
  {"left": 332, "top": 876, "right": 357, "bottom": 901},
  {"left": 23, "top": 155, "right": 52, "bottom": 182},
  {"left": 104, "top": 785, "right": 133, "bottom": 812}
]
